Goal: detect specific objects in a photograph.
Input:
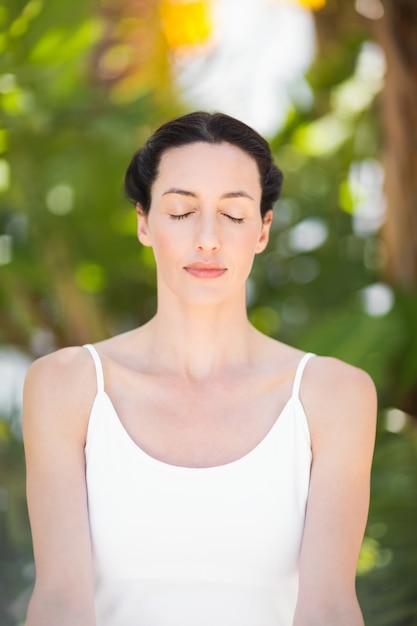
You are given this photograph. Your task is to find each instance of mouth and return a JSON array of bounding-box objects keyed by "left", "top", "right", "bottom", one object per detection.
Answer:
[{"left": 184, "top": 263, "right": 227, "bottom": 279}]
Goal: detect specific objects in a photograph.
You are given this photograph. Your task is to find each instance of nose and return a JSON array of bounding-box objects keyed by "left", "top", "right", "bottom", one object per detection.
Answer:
[{"left": 195, "top": 214, "right": 221, "bottom": 252}]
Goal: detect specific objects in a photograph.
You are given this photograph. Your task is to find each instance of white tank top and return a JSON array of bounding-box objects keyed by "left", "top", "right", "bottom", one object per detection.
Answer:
[{"left": 84, "top": 345, "right": 314, "bottom": 626}]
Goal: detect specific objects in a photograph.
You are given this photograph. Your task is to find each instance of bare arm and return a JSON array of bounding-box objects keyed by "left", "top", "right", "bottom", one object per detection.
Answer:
[
  {"left": 293, "top": 358, "right": 377, "bottom": 626},
  {"left": 23, "top": 348, "right": 96, "bottom": 626}
]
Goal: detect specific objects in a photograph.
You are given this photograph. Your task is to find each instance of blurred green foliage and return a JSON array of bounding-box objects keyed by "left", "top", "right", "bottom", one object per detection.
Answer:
[{"left": 1, "top": 1, "right": 417, "bottom": 624}]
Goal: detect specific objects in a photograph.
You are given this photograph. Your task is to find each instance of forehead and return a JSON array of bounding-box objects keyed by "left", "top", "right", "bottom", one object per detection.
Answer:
[{"left": 154, "top": 142, "right": 261, "bottom": 191}]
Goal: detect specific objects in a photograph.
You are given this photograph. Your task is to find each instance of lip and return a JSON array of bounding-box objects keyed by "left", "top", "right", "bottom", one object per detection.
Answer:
[{"left": 184, "top": 263, "right": 227, "bottom": 279}]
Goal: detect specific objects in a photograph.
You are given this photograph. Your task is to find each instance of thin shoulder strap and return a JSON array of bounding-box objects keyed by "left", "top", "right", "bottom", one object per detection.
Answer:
[
  {"left": 292, "top": 352, "right": 315, "bottom": 399},
  {"left": 83, "top": 344, "right": 104, "bottom": 393}
]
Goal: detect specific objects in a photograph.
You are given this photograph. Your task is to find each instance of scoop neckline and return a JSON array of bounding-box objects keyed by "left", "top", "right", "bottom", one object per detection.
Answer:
[{"left": 91, "top": 390, "right": 298, "bottom": 473}]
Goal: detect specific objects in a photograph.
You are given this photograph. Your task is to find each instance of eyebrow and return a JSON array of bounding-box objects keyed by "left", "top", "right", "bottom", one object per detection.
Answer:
[{"left": 162, "top": 187, "right": 255, "bottom": 201}]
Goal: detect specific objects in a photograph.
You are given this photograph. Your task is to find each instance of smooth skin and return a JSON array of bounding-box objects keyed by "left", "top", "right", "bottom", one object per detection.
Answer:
[{"left": 23, "top": 142, "right": 377, "bottom": 625}]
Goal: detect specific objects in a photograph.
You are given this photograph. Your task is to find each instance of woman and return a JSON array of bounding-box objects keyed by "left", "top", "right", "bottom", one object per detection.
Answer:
[{"left": 23, "top": 111, "right": 377, "bottom": 626}]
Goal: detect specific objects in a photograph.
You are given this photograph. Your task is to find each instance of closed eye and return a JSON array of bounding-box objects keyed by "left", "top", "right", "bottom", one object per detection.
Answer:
[
  {"left": 223, "top": 214, "right": 244, "bottom": 224},
  {"left": 169, "top": 213, "right": 193, "bottom": 221}
]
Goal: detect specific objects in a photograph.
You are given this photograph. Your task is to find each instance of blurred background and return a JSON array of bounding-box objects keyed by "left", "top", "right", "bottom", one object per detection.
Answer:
[{"left": 1, "top": 0, "right": 417, "bottom": 623}]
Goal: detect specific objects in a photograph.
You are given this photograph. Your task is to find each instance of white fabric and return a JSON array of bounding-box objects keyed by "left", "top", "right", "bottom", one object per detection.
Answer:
[{"left": 84, "top": 345, "right": 314, "bottom": 626}]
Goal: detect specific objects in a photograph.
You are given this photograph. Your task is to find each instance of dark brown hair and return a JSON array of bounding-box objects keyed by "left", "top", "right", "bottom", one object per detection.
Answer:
[{"left": 124, "top": 111, "right": 283, "bottom": 217}]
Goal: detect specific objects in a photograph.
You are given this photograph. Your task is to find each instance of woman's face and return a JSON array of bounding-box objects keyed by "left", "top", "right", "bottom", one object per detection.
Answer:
[{"left": 137, "top": 141, "right": 272, "bottom": 306}]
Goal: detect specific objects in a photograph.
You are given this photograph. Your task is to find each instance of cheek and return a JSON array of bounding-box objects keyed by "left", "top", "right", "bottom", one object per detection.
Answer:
[
  {"left": 231, "top": 226, "right": 263, "bottom": 253},
  {"left": 149, "top": 224, "right": 184, "bottom": 263}
]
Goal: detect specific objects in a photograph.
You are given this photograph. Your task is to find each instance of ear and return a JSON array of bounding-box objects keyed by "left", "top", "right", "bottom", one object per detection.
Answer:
[
  {"left": 255, "top": 210, "right": 273, "bottom": 254},
  {"left": 136, "top": 203, "right": 152, "bottom": 247}
]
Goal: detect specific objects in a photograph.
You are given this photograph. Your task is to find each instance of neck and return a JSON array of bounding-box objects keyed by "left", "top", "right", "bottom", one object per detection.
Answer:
[{"left": 145, "top": 292, "right": 257, "bottom": 381}]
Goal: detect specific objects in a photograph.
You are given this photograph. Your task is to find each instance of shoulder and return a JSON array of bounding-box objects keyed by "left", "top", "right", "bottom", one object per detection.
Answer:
[
  {"left": 303, "top": 355, "right": 376, "bottom": 402},
  {"left": 24, "top": 345, "right": 96, "bottom": 400},
  {"left": 23, "top": 346, "right": 97, "bottom": 445},
  {"left": 301, "top": 356, "right": 377, "bottom": 457}
]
